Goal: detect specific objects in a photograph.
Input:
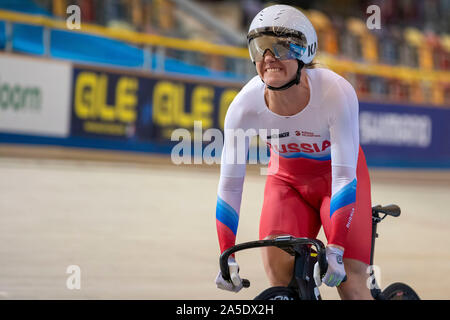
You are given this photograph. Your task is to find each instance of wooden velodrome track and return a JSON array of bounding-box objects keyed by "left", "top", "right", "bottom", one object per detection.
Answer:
[{"left": 0, "top": 145, "right": 449, "bottom": 300}]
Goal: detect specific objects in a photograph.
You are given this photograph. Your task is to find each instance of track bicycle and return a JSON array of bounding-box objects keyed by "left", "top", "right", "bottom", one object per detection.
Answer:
[{"left": 219, "top": 204, "right": 420, "bottom": 300}]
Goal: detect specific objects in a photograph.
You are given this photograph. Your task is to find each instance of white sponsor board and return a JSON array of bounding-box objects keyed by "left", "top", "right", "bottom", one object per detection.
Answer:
[
  {"left": 360, "top": 111, "right": 432, "bottom": 148},
  {"left": 0, "top": 54, "right": 72, "bottom": 137}
]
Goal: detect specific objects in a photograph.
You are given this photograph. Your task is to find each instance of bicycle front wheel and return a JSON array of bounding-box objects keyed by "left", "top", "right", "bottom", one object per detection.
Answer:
[{"left": 382, "top": 282, "right": 420, "bottom": 300}]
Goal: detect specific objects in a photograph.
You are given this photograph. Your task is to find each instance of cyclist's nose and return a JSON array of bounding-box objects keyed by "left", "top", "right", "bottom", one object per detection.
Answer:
[{"left": 263, "top": 49, "right": 276, "bottom": 62}]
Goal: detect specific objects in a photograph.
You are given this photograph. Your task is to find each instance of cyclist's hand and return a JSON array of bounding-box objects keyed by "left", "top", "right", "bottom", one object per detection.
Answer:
[
  {"left": 321, "top": 246, "right": 346, "bottom": 287},
  {"left": 215, "top": 256, "right": 243, "bottom": 293}
]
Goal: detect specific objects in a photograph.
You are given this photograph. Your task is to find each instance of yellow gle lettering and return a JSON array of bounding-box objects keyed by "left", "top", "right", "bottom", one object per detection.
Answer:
[
  {"left": 152, "top": 82, "right": 219, "bottom": 129},
  {"left": 74, "top": 72, "right": 138, "bottom": 123},
  {"left": 97, "top": 74, "right": 115, "bottom": 121},
  {"left": 153, "top": 81, "right": 178, "bottom": 126},
  {"left": 116, "top": 77, "right": 138, "bottom": 123},
  {"left": 74, "top": 72, "right": 97, "bottom": 119},
  {"left": 190, "top": 86, "right": 213, "bottom": 128}
]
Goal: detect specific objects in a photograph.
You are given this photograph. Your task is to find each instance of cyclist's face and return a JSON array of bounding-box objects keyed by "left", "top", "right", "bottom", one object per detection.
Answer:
[{"left": 255, "top": 51, "right": 298, "bottom": 88}]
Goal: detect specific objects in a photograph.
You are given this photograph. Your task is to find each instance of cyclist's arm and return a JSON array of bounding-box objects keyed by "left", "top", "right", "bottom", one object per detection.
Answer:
[
  {"left": 216, "top": 97, "right": 256, "bottom": 254},
  {"left": 326, "top": 77, "right": 360, "bottom": 249}
]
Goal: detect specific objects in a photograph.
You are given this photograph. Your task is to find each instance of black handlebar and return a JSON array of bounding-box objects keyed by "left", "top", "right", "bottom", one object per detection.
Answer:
[{"left": 219, "top": 236, "right": 329, "bottom": 288}]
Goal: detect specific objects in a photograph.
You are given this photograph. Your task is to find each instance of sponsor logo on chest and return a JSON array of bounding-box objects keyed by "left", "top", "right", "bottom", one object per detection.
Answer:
[{"left": 266, "top": 130, "right": 321, "bottom": 139}]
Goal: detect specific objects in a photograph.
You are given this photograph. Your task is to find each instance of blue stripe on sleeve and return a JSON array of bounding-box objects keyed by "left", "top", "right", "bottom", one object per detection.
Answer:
[
  {"left": 330, "top": 179, "right": 357, "bottom": 217},
  {"left": 216, "top": 197, "right": 239, "bottom": 235}
]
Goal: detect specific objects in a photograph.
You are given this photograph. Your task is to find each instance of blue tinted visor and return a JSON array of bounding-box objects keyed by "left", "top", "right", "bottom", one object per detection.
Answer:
[{"left": 248, "top": 35, "right": 306, "bottom": 62}]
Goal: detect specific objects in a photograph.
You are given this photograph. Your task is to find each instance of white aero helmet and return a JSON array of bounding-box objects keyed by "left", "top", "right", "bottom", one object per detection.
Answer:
[{"left": 247, "top": 5, "right": 318, "bottom": 65}]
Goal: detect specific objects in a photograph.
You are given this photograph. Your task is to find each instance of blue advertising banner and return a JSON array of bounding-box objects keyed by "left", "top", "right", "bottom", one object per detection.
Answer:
[
  {"left": 70, "top": 66, "right": 240, "bottom": 146},
  {"left": 358, "top": 102, "right": 450, "bottom": 168}
]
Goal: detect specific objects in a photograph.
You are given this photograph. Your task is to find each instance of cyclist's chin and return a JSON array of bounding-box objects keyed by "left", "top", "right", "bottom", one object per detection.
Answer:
[{"left": 263, "top": 75, "right": 291, "bottom": 88}]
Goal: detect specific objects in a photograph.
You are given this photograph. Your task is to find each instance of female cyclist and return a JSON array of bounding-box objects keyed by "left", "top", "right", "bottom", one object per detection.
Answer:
[{"left": 214, "top": 4, "right": 373, "bottom": 300}]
